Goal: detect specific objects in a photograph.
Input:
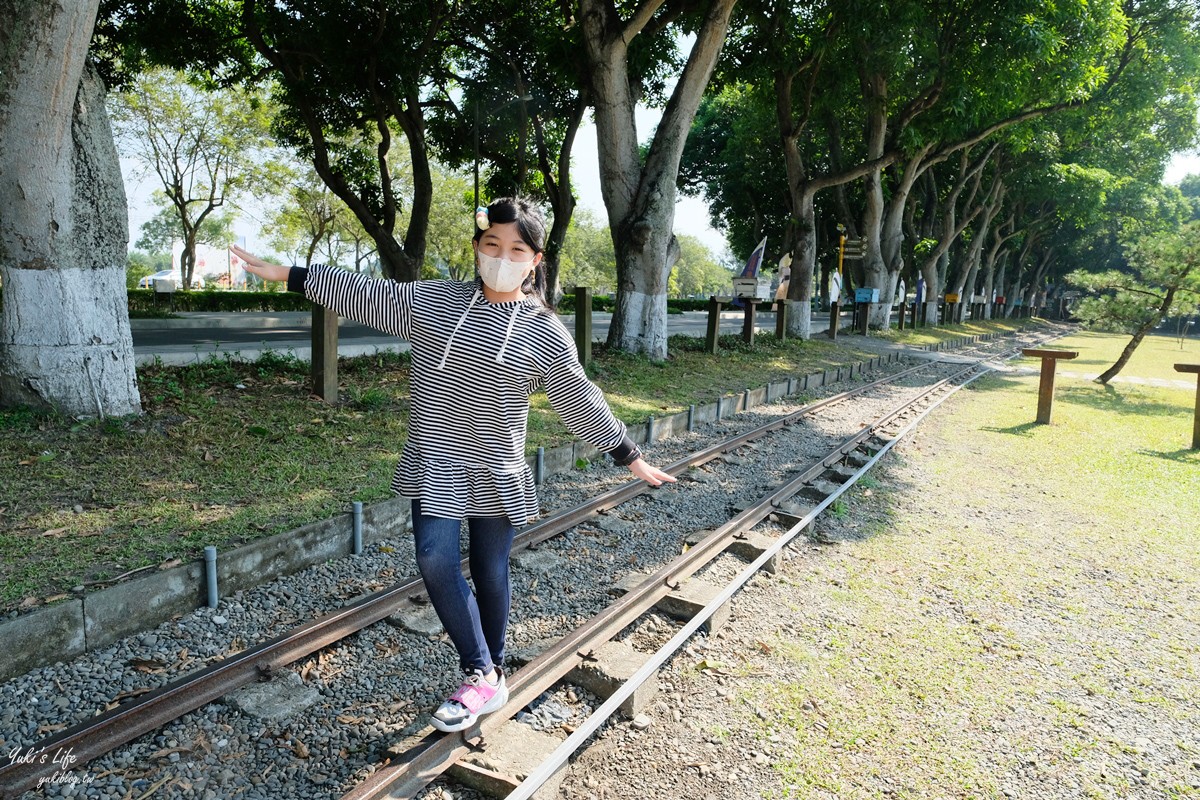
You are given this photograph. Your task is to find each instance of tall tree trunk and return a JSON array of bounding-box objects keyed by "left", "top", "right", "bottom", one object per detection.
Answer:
[
  {"left": 784, "top": 188, "right": 817, "bottom": 339},
  {"left": 584, "top": 0, "right": 736, "bottom": 358},
  {"left": 953, "top": 178, "right": 1003, "bottom": 312},
  {"left": 874, "top": 145, "right": 934, "bottom": 327},
  {"left": 981, "top": 212, "right": 1016, "bottom": 320},
  {"left": 779, "top": 82, "right": 892, "bottom": 338},
  {"left": 534, "top": 96, "right": 587, "bottom": 307},
  {"left": 858, "top": 70, "right": 891, "bottom": 329},
  {"left": 0, "top": 4, "right": 140, "bottom": 416},
  {"left": 1096, "top": 286, "right": 1182, "bottom": 384},
  {"left": 396, "top": 97, "right": 431, "bottom": 281}
]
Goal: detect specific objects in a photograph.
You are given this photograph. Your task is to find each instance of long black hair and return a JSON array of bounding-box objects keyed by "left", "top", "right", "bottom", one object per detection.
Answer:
[{"left": 474, "top": 196, "right": 550, "bottom": 308}]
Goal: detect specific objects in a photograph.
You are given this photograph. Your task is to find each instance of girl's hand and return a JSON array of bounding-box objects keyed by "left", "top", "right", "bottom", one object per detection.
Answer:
[
  {"left": 230, "top": 244, "right": 291, "bottom": 283},
  {"left": 629, "top": 458, "right": 676, "bottom": 487}
]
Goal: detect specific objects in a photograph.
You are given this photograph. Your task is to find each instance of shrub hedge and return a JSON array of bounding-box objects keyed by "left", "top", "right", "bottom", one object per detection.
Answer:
[{"left": 126, "top": 288, "right": 312, "bottom": 314}]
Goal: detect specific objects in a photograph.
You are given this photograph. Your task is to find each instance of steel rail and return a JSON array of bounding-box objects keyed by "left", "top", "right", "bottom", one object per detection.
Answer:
[
  {"left": 339, "top": 359, "right": 996, "bottom": 799},
  {"left": 0, "top": 346, "right": 1020, "bottom": 797}
]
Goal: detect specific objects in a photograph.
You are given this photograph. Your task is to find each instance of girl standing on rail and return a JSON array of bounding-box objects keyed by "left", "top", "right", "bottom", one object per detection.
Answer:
[{"left": 231, "top": 197, "right": 674, "bottom": 733}]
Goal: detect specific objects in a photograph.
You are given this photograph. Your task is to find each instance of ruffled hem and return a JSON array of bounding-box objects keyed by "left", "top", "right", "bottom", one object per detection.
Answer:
[{"left": 391, "top": 450, "right": 539, "bottom": 526}]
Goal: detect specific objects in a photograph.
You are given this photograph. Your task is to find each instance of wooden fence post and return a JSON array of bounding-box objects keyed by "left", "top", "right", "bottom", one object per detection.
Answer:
[
  {"left": 706, "top": 297, "right": 724, "bottom": 354},
  {"left": 574, "top": 286, "right": 592, "bottom": 367},
  {"left": 742, "top": 300, "right": 757, "bottom": 344},
  {"left": 311, "top": 304, "right": 339, "bottom": 403},
  {"left": 1175, "top": 364, "right": 1200, "bottom": 449}
]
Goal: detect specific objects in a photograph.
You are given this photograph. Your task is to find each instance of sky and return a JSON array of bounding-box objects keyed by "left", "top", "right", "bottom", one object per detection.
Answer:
[{"left": 1164, "top": 150, "right": 1200, "bottom": 184}]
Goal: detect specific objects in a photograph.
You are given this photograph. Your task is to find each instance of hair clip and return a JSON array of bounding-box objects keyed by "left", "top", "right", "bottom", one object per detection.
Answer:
[{"left": 475, "top": 206, "right": 490, "bottom": 231}]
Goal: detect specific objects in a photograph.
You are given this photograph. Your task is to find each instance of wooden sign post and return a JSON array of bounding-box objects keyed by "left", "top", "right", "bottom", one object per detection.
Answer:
[
  {"left": 1174, "top": 364, "right": 1200, "bottom": 449},
  {"left": 742, "top": 299, "right": 757, "bottom": 344},
  {"left": 1022, "top": 349, "right": 1079, "bottom": 424}
]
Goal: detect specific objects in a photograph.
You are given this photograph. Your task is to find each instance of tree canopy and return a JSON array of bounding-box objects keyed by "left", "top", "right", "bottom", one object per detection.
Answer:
[{"left": 92, "top": 0, "right": 1200, "bottom": 344}]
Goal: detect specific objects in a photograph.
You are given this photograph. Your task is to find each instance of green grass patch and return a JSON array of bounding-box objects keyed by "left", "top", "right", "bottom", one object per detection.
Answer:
[
  {"left": 1024, "top": 330, "right": 1200, "bottom": 384},
  {"left": 869, "top": 315, "right": 1039, "bottom": 349},
  {"left": 756, "top": 334, "right": 1200, "bottom": 796}
]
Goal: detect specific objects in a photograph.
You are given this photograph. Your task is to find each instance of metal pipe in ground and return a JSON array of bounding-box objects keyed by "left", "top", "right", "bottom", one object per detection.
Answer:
[
  {"left": 352, "top": 502, "right": 363, "bottom": 555},
  {"left": 204, "top": 546, "right": 218, "bottom": 609}
]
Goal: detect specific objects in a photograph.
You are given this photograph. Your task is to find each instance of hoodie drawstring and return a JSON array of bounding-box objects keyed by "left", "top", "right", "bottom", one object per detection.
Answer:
[
  {"left": 435, "top": 288, "right": 530, "bottom": 369},
  {"left": 436, "top": 288, "right": 482, "bottom": 370},
  {"left": 494, "top": 302, "right": 525, "bottom": 364}
]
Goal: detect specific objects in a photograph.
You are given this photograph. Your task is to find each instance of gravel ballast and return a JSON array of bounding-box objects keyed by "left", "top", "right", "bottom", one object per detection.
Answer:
[{"left": 11, "top": 331, "right": 1182, "bottom": 800}]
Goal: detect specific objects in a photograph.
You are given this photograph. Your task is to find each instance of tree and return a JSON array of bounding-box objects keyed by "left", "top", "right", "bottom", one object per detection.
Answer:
[
  {"left": 264, "top": 164, "right": 351, "bottom": 268},
  {"left": 680, "top": 85, "right": 790, "bottom": 263},
  {"left": 670, "top": 235, "right": 733, "bottom": 297},
  {"left": 109, "top": 68, "right": 273, "bottom": 289},
  {"left": 419, "top": 164, "right": 475, "bottom": 281},
  {"left": 581, "top": 0, "right": 738, "bottom": 358},
  {"left": 0, "top": 0, "right": 140, "bottom": 416},
  {"left": 560, "top": 210, "right": 619, "bottom": 296},
  {"left": 427, "top": 0, "right": 599, "bottom": 304},
  {"left": 126, "top": 250, "right": 169, "bottom": 289},
  {"left": 1070, "top": 221, "right": 1200, "bottom": 383},
  {"left": 136, "top": 202, "right": 237, "bottom": 257},
  {"left": 96, "top": 0, "right": 463, "bottom": 282}
]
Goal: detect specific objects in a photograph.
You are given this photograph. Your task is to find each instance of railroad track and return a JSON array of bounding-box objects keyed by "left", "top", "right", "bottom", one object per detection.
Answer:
[{"left": 0, "top": 329, "right": 1055, "bottom": 799}]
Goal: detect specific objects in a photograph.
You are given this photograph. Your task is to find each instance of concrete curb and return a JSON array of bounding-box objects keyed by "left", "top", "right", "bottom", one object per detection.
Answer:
[
  {"left": 0, "top": 338, "right": 992, "bottom": 682},
  {"left": 134, "top": 340, "right": 413, "bottom": 367}
]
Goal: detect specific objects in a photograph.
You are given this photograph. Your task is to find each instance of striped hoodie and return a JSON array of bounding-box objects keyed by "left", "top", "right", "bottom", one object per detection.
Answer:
[{"left": 289, "top": 265, "right": 640, "bottom": 525}]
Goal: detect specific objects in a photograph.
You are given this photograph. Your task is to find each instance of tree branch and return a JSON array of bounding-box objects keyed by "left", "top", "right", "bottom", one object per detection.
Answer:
[{"left": 621, "top": 0, "right": 669, "bottom": 44}]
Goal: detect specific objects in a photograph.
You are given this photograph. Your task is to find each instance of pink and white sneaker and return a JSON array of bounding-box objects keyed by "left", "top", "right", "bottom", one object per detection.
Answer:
[{"left": 430, "top": 669, "right": 508, "bottom": 733}]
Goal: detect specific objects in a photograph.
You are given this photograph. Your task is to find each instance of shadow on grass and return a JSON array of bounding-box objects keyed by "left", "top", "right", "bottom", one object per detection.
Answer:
[
  {"left": 1136, "top": 447, "right": 1200, "bottom": 464},
  {"left": 1057, "top": 383, "right": 1190, "bottom": 419},
  {"left": 981, "top": 422, "right": 1043, "bottom": 437}
]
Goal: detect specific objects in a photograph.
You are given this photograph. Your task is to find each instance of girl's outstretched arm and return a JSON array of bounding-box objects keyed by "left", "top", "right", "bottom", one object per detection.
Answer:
[
  {"left": 231, "top": 245, "right": 290, "bottom": 282},
  {"left": 232, "top": 245, "right": 417, "bottom": 340},
  {"left": 542, "top": 345, "right": 676, "bottom": 488}
]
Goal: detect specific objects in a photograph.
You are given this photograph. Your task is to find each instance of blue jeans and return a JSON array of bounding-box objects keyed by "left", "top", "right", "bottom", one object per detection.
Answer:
[{"left": 411, "top": 500, "right": 516, "bottom": 675}]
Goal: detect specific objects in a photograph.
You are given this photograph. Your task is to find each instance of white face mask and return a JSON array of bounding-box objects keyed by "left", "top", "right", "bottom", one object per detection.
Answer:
[{"left": 477, "top": 252, "right": 534, "bottom": 293}]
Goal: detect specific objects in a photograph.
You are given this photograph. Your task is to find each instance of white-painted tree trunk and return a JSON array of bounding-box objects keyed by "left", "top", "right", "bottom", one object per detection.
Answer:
[
  {"left": 787, "top": 300, "right": 812, "bottom": 340},
  {"left": 923, "top": 301, "right": 940, "bottom": 326},
  {"left": 0, "top": 3, "right": 140, "bottom": 416},
  {"left": 784, "top": 189, "right": 817, "bottom": 340},
  {"left": 584, "top": 0, "right": 736, "bottom": 359}
]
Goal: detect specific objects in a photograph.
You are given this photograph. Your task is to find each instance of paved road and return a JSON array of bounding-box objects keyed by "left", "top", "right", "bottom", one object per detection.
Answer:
[{"left": 130, "top": 309, "right": 834, "bottom": 366}]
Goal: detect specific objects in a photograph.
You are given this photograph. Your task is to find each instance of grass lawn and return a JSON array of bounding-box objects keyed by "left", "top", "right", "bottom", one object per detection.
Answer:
[
  {"left": 757, "top": 331, "right": 1199, "bottom": 797},
  {"left": 1037, "top": 330, "right": 1200, "bottom": 384}
]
